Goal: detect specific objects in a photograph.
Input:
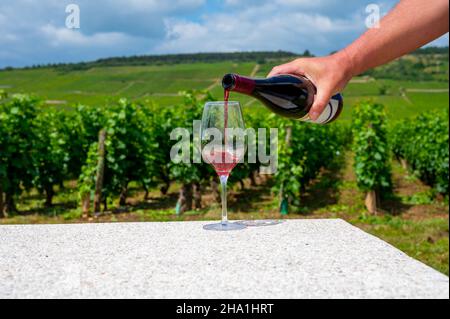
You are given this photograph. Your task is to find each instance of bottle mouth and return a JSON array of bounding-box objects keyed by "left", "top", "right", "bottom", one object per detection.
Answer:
[{"left": 222, "top": 74, "right": 236, "bottom": 90}]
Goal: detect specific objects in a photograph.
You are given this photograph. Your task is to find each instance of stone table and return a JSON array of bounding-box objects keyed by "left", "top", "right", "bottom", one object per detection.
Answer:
[{"left": 0, "top": 219, "right": 448, "bottom": 299}]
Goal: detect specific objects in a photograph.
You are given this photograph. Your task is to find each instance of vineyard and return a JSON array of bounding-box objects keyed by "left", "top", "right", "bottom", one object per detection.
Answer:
[
  {"left": 0, "top": 50, "right": 449, "bottom": 274},
  {"left": 0, "top": 91, "right": 349, "bottom": 217},
  {"left": 391, "top": 111, "right": 449, "bottom": 195},
  {"left": 1, "top": 91, "right": 447, "bottom": 215}
]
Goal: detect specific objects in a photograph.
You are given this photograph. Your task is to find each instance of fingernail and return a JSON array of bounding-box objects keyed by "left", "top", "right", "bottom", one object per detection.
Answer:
[{"left": 310, "top": 111, "right": 319, "bottom": 120}]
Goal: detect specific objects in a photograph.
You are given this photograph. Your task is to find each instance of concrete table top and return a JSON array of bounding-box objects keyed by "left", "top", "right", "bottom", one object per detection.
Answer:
[{"left": 0, "top": 219, "right": 448, "bottom": 299}]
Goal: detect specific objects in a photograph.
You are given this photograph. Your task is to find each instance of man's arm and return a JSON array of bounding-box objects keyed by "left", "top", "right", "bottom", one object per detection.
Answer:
[
  {"left": 268, "top": 0, "right": 449, "bottom": 120},
  {"left": 346, "top": 0, "right": 449, "bottom": 75}
]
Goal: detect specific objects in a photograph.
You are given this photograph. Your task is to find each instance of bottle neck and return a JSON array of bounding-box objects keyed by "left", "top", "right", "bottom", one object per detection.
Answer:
[{"left": 224, "top": 74, "right": 256, "bottom": 95}]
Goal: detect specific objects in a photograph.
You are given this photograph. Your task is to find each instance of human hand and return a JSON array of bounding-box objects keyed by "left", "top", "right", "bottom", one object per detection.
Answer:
[{"left": 267, "top": 52, "right": 354, "bottom": 120}]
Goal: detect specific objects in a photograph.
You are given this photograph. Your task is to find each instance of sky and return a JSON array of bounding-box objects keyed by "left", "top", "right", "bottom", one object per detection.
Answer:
[{"left": 0, "top": 0, "right": 448, "bottom": 68}]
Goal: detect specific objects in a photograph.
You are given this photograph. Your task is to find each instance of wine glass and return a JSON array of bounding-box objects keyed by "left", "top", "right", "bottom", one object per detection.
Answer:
[{"left": 201, "top": 101, "right": 247, "bottom": 231}]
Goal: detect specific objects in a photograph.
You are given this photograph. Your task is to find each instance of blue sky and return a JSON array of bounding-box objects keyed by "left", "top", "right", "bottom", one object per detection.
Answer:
[{"left": 0, "top": 0, "right": 448, "bottom": 68}]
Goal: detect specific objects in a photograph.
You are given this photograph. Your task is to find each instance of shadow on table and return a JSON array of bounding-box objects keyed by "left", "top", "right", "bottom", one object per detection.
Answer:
[{"left": 229, "top": 178, "right": 275, "bottom": 213}]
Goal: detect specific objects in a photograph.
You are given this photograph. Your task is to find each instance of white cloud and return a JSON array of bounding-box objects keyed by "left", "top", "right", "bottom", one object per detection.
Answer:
[
  {"left": 225, "top": 0, "right": 327, "bottom": 9},
  {"left": 156, "top": 5, "right": 361, "bottom": 54},
  {"left": 40, "top": 24, "right": 133, "bottom": 47},
  {"left": 164, "top": 19, "right": 208, "bottom": 42},
  {"left": 120, "top": 0, "right": 205, "bottom": 11},
  {"left": 275, "top": 0, "right": 326, "bottom": 7}
]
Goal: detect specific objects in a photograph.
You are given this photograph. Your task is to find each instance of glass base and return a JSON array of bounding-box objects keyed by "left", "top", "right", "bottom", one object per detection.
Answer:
[
  {"left": 203, "top": 222, "right": 247, "bottom": 231},
  {"left": 236, "top": 219, "right": 285, "bottom": 227}
]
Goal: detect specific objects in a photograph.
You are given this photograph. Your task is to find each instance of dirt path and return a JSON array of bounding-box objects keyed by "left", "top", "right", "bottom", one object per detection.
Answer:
[
  {"left": 116, "top": 82, "right": 135, "bottom": 95},
  {"left": 401, "top": 91, "right": 413, "bottom": 104},
  {"left": 244, "top": 99, "right": 257, "bottom": 106},
  {"left": 150, "top": 93, "right": 180, "bottom": 97},
  {"left": 45, "top": 100, "right": 67, "bottom": 105},
  {"left": 249, "top": 64, "right": 261, "bottom": 77},
  {"left": 349, "top": 77, "right": 375, "bottom": 83},
  {"left": 406, "top": 88, "right": 449, "bottom": 93},
  {"left": 385, "top": 161, "right": 449, "bottom": 220},
  {"left": 205, "top": 78, "right": 221, "bottom": 91}
]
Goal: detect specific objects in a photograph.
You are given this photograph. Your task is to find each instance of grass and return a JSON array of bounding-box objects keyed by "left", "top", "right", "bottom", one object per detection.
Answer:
[
  {"left": 0, "top": 62, "right": 255, "bottom": 106},
  {"left": 339, "top": 78, "right": 449, "bottom": 121},
  {"left": 356, "top": 215, "right": 449, "bottom": 275},
  {"left": 1, "top": 59, "right": 448, "bottom": 123}
]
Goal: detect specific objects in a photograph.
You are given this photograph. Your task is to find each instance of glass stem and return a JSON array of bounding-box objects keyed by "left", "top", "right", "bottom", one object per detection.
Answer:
[{"left": 219, "top": 175, "right": 229, "bottom": 225}]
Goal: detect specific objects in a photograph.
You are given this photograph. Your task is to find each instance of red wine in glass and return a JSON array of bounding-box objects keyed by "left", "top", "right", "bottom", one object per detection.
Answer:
[
  {"left": 203, "top": 149, "right": 240, "bottom": 177},
  {"left": 201, "top": 101, "right": 247, "bottom": 231}
]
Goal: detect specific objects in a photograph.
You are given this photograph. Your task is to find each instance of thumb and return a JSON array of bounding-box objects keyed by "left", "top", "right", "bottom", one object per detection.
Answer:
[{"left": 309, "top": 87, "right": 332, "bottom": 121}]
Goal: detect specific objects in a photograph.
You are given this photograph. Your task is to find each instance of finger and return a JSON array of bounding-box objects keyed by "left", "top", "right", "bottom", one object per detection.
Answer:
[
  {"left": 309, "top": 88, "right": 332, "bottom": 121},
  {"left": 267, "top": 63, "right": 303, "bottom": 78}
]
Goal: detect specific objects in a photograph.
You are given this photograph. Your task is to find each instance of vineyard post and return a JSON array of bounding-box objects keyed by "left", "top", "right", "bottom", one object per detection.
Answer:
[
  {"left": 250, "top": 170, "right": 258, "bottom": 186},
  {"left": 352, "top": 102, "right": 391, "bottom": 216},
  {"left": 211, "top": 179, "right": 221, "bottom": 203},
  {"left": 4, "top": 192, "right": 16, "bottom": 214},
  {"left": 119, "top": 186, "right": 128, "bottom": 206},
  {"left": 365, "top": 190, "right": 378, "bottom": 215},
  {"left": 0, "top": 183, "right": 4, "bottom": 218},
  {"left": 179, "top": 183, "right": 193, "bottom": 214},
  {"left": 400, "top": 158, "right": 409, "bottom": 170},
  {"left": 82, "top": 195, "right": 90, "bottom": 218},
  {"left": 193, "top": 182, "right": 202, "bottom": 209},
  {"left": 159, "top": 175, "right": 171, "bottom": 196},
  {"left": 279, "top": 125, "right": 292, "bottom": 215},
  {"left": 143, "top": 184, "right": 150, "bottom": 200},
  {"left": 94, "top": 129, "right": 106, "bottom": 213}
]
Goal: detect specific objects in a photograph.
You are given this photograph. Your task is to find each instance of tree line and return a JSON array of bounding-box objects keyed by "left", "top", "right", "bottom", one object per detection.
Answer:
[{"left": 1, "top": 51, "right": 305, "bottom": 72}]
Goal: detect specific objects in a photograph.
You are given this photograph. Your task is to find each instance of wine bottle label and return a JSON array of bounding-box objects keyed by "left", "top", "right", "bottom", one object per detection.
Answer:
[
  {"left": 303, "top": 96, "right": 341, "bottom": 124},
  {"left": 259, "top": 92, "right": 299, "bottom": 109}
]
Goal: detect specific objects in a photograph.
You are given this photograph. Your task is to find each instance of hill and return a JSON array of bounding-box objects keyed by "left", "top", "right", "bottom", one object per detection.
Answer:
[
  {"left": 0, "top": 49, "right": 448, "bottom": 121},
  {"left": 363, "top": 47, "right": 449, "bottom": 82},
  {"left": 1, "top": 51, "right": 302, "bottom": 72}
]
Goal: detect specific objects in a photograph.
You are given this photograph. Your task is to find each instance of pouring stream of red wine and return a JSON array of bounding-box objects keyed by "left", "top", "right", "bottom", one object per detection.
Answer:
[
  {"left": 223, "top": 89, "right": 230, "bottom": 165},
  {"left": 224, "top": 89, "right": 229, "bottom": 137}
]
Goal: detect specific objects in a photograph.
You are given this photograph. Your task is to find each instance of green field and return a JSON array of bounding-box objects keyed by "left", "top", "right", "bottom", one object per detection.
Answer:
[
  {"left": 0, "top": 62, "right": 254, "bottom": 106},
  {"left": 1, "top": 55, "right": 448, "bottom": 121}
]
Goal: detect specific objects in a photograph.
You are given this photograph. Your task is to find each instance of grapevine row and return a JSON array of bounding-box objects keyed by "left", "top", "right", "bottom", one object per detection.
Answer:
[{"left": 391, "top": 111, "right": 449, "bottom": 195}]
